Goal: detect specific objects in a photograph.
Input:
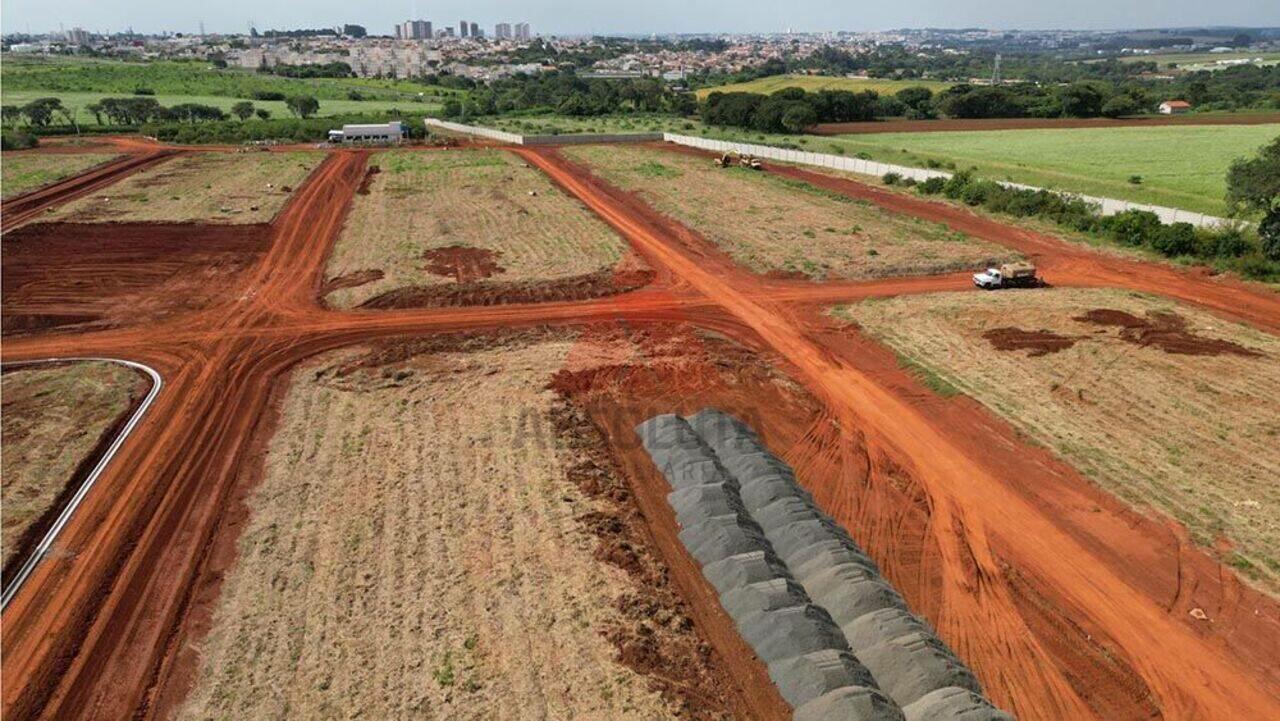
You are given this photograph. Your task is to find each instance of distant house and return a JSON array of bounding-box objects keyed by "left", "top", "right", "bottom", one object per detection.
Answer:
[
  {"left": 327, "top": 121, "right": 408, "bottom": 144},
  {"left": 1158, "top": 100, "right": 1192, "bottom": 115}
]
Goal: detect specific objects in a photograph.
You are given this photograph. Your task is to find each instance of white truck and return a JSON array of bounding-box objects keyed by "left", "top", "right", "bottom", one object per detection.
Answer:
[{"left": 973, "top": 261, "right": 1040, "bottom": 289}]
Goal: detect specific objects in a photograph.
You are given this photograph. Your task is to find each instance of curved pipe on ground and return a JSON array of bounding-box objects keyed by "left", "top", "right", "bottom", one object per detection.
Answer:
[{"left": 0, "top": 358, "right": 163, "bottom": 610}]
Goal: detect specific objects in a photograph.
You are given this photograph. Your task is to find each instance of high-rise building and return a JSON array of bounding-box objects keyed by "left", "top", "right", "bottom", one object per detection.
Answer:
[
  {"left": 469, "top": 22, "right": 480, "bottom": 38},
  {"left": 514, "top": 22, "right": 531, "bottom": 41},
  {"left": 459, "top": 21, "right": 468, "bottom": 38},
  {"left": 66, "top": 27, "right": 91, "bottom": 45},
  {"left": 397, "top": 20, "right": 431, "bottom": 40},
  {"left": 494, "top": 23, "right": 511, "bottom": 40}
]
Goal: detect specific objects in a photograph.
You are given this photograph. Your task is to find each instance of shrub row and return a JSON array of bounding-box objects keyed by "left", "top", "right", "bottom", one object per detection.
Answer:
[{"left": 907, "top": 171, "right": 1279, "bottom": 281}]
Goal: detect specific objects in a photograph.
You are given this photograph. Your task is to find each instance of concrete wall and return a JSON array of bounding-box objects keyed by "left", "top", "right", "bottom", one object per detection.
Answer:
[
  {"left": 661, "top": 132, "right": 1233, "bottom": 229},
  {"left": 424, "top": 119, "right": 661, "bottom": 146}
]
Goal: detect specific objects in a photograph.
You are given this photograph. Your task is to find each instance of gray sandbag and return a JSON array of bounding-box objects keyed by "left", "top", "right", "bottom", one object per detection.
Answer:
[
  {"left": 719, "top": 452, "right": 796, "bottom": 484},
  {"left": 794, "top": 685, "right": 907, "bottom": 721},
  {"left": 688, "top": 408, "right": 760, "bottom": 444},
  {"left": 804, "top": 564, "right": 908, "bottom": 626},
  {"left": 754, "top": 495, "right": 830, "bottom": 533},
  {"left": 903, "top": 687, "right": 1014, "bottom": 721},
  {"left": 790, "top": 539, "right": 881, "bottom": 583},
  {"left": 768, "top": 649, "right": 880, "bottom": 709},
  {"left": 738, "top": 473, "right": 815, "bottom": 513},
  {"left": 648, "top": 443, "right": 715, "bottom": 477},
  {"left": 702, "top": 550, "right": 792, "bottom": 595},
  {"left": 665, "top": 456, "right": 737, "bottom": 489},
  {"left": 668, "top": 483, "right": 748, "bottom": 527},
  {"left": 843, "top": 608, "right": 934, "bottom": 654},
  {"left": 738, "top": 604, "right": 849, "bottom": 663},
  {"left": 859, "top": 631, "right": 982, "bottom": 707},
  {"left": 720, "top": 577, "right": 810, "bottom": 619},
  {"left": 678, "top": 515, "right": 770, "bottom": 566},
  {"left": 768, "top": 519, "right": 858, "bottom": 566},
  {"left": 635, "top": 414, "right": 701, "bottom": 449}
]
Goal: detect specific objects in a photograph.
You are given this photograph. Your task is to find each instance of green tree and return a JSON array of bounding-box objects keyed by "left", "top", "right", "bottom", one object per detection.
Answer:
[
  {"left": 86, "top": 103, "right": 105, "bottom": 125},
  {"left": 231, "top": 101, "right": 256, "bottom": 121},
  {"left": 781, "top": 103, "right": 818, "bottom": 133},
  {"left": 1100, "top": 95, "right": 1140, "bottom": 118},
  {"left": 285, "top": 95, "right": 320, "bottom": 118},
  {"left": 20, "top": 97, "right": 64, "bottom": 127},
  {"left": 1226, "top": 136, "right": 1280, "bottom": 215}
]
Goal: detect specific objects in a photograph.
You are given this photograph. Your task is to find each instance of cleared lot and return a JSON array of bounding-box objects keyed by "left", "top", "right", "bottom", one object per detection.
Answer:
[
  {"left": 833, "top": 288, "right": 1280, "bottom": 593},
  {"left": 323, "top": 150, "right": 633, "bottom": 308},
  {"left": 2, "top": 152, "right": 121, "bottom": 199},
  {"left": 179, "top": 333, "right": 714, "bottom": 720},
  {"left": 565, "top": 145, "right": 1014, "bottom": 281},
  {"left": 1, "top": 361, "right": 146, "bottom": 572},
  {"left": 48, "top": 151, "right": 323, "bottom": 224}
]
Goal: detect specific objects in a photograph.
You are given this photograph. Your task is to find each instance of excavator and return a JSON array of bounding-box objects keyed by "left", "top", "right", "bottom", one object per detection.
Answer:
[{"left": 713, "top": 151, "right": 763, "bottom": 170}]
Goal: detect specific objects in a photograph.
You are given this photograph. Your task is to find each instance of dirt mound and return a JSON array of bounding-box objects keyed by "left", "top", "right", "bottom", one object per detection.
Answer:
[
  {"left": 355, "top": 165, "right": 380, "bottom": 195},
  {"left": 982, "top": 327, "right": 1079, "bottom": 357},
  {"left": 422, "top": 245, "right": 506, "bottom": 282},
  {"left": 360, "top": 268, "right": 654, "bottom": 309},
  {"left": 1074, "top": 309, "right": 1262, "bottom": 357},
  {"left": 319, "top": 269, "right": 384, "bottom": 296}
]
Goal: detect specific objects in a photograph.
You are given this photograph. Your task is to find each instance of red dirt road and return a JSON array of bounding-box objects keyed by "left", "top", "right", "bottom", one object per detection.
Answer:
[{"left": 2, "top": 140, "right": 1278, "bottom": 721}]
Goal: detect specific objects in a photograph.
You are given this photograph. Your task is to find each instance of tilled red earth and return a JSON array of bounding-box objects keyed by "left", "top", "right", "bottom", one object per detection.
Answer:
[{"left": 3, "top": 141, "right": 1280, "bottom": 721}]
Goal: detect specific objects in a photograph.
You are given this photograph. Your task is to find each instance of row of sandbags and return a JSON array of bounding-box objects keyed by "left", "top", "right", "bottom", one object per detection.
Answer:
[{"left": 635, "top": 410, "right": 1012, "bottom": 721}]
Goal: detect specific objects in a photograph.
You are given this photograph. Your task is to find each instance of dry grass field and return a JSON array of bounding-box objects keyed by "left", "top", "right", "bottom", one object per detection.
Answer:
[
  {"left": 323, "top": 150, "right": 629, "bottom": 308},
  {"left": 2, "top": 152, "right": 120, "bottom": 199},
  {"left": 564, "top": 145, "right": 1015, "bottom": 280},
  {"left": 1, "top": 361, "right": 145, "bottom": 571},
  {"left": 48, "top": 151, "right": 323, "bottom": 224},
  {"left": 833, "top": 288, "right": 1280, "bottom": 593},
  {"left": 178, "top": 334, "right": 690, "bottom": 720}
]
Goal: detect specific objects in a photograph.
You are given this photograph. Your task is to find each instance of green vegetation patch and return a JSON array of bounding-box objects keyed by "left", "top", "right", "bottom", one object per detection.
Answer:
[{"left": 695, "top": 74, "right": 953, "bottom": 99}]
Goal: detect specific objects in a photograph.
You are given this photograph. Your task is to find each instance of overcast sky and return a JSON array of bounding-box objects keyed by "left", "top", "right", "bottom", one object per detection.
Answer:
[{"left": 3, "top": 0, "right": 1278, "bottom": 37}]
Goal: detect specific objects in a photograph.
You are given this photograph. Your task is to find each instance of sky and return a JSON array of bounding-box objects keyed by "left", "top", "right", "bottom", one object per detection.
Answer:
[{"left": 2, "top": 0, "right": 1278, "bottom": 37}]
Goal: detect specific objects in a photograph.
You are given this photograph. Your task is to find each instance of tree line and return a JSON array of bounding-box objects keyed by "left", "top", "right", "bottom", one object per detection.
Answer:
[
  {"left": 1, "top": 95, "right": 326, "bottom": 129},
  {"left": 441, "top": 70, "right": 696, "bottom": 119}
]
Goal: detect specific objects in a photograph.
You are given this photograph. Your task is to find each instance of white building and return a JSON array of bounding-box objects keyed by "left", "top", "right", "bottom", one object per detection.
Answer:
[
  {"left": 514, "top": 23, "right": 531, "bottom": 41},
  {"left": 328, "top": 121, "right": 408, "bottom": 144},
  {"left": 1158, "top": 100, "right": 1192, "bottom": 115},
  {"left": 495, "top": 23, "right": 512, "bottom": 40}
]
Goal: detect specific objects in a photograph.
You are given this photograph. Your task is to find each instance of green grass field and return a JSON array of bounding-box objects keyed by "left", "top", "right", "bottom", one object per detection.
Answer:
[
  {"left": 1, "top": 90, "right": 439, "bottom": 123},
  {"left": 696, "top": 74, "right": 953, "bottom": 99},
  {"left": 1114, "top": 50, "right": 1280, "bottom": 68},
  {"left": 821, "top": 125, "right": 1280, "bottom": 216}
]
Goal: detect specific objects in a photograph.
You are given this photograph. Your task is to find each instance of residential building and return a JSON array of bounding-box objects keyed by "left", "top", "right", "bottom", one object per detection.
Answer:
[
  {"left": 66, "top": 27, "right": 90, "bottom": 45},
  {"left": 397, "top": 20, "right": 431, "bottom": 41},
  {"left": 470, "top": 22, "right": 480, "bottom": 39},
  {"left": 495, "top": 23, "right": 511, "bottom": 40},
  {"left": 1158, "top": 99, "right": 1192, "bottom": 115},
  {"left": 514, "top": 23, "right": 531, "bottom": 41},
  {"left": 460, "top": 21, "right": 469, "bottom": 38}
]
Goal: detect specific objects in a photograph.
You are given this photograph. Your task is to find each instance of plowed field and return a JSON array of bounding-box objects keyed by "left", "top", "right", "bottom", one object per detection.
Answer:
[
  {"left": 46, "top": 151, "right": 323, "bottom": 224},
  {"left": 834, "top": 288, "right": 1280, "bottom": 593},
  {"left": 322, "top": 149, "right": 636, "bottom": 308},
  {"left": 562, "top": 144, "right": 1016, "bottom": 281}
]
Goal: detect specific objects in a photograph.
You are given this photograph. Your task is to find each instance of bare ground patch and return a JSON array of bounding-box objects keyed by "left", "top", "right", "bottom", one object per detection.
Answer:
[
  {"left": 177, "top": 330, "right": 733, "bottom": 721},
  {"left": 562, "top": 144, "right": 1016, "bottom": 280},
  {"left": 323, "top": 150, "right": 635, "bottom": 308},
  {"left": 46, "top": 151, "right": 323, "bottom": 224},
  {"left": 833, "top": 288, "right": 1280, "bottom": 593},
  {"left": 1, "top": 361, "right": 147, "bottom": 573}
]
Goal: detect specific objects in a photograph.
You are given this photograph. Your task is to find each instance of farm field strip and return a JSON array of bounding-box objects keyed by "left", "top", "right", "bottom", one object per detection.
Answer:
[
  {"left": 323, "top": 149, "right": 633, "bottom": 309},
  {"left": 2, "top": 139, "right": 1279, "bottom": 721},
  {"left": 1, "top": 153, "right": 122, "bottom": 199},
  {"left": 834, "top": 288, "right": 1280, "bottom": 593},
  {"left": 817, "top": 124, "right": 1280, "bottom": 216},
  {"left": 562, "top": 143, "right": 1016, "bottom": 281},
  {"left": 46, "top": 151, "right": 324, "bottom": 224}
]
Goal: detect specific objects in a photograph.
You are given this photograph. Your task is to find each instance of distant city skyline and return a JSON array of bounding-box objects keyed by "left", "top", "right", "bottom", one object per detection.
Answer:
[{"left": 2, "top": 0, "right": 1279, "bottom": 37}]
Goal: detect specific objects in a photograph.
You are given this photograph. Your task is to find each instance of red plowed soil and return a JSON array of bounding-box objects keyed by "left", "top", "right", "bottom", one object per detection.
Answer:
[
  {"left": 360, "top": 268, "right": 656, "bottom": 309},
  {"left": 2, "top": 137, "right": 1279, "bottom": 721}
]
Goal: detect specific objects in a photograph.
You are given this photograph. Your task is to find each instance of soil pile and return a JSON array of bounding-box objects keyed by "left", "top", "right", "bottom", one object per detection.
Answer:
[
  {"left": 1074, "top": 309, "right": 1262, "bottom": 357},
  {"left": 982, "top": 328, "right": 1078, "bottom": 357}
]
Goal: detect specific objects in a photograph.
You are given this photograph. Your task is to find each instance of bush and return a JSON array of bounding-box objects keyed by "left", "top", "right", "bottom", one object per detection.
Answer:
[
  {"left": 917, "top": 176, "right": 946, "bottom": 195},
  {"left": 941, "top": 170, "right": 976, "bottom": 199},
  {"left": 1, "top": 130, "right": 39, "bottom": 150},
  {"left": 1103, "top": 210, "right": 1163, "bottom": 247},
  {"left": 252, "top": 90, "right": 287, "bottom": 101},
  {"left": 1150, "top": 222, "right": 1197, "bottom": 256},
  {"left": 882, "top": 172, "right": 903, "bottom": 185}
]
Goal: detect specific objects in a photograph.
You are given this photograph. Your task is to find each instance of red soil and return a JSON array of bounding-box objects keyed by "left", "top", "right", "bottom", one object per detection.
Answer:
[
  {"left": 1074, "top": 308, "right": 1263, "bottom": 357},
  {"left": 422, "top": 244, "right": 506, "bottom": 282},
  {"left": 2, "top": 138, "right": 1279, "bottom": 721},
  {"left": 809, "top": 113, "right": 1280, "bottom": 135},
  {"left": 983, "top": 327, "right": 1080, "bottom": 356}
]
